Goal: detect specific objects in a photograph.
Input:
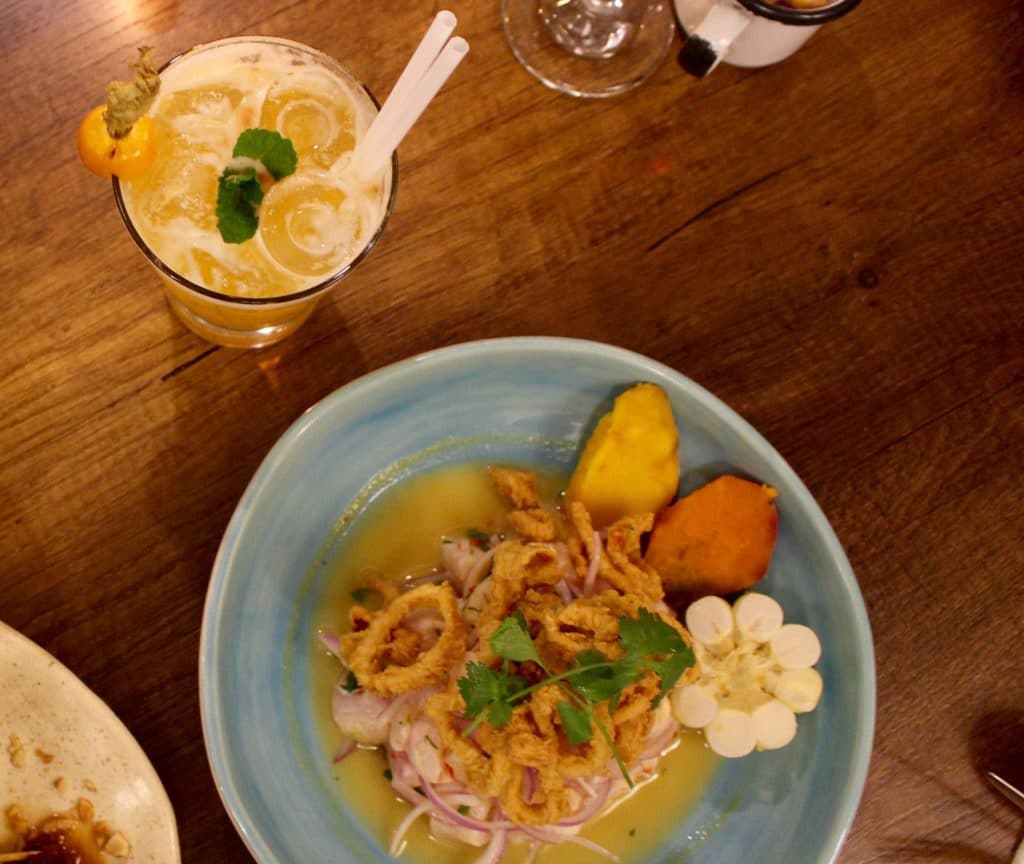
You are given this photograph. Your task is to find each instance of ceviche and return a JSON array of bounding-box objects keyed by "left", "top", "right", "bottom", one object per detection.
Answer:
[{"left": 319, "top": 383, "right": 824, "bottom": 863}]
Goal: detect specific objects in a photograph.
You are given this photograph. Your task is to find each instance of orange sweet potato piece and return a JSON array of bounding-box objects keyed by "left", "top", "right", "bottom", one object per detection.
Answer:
[{"left": 643, "top": 475, "right": 778, "bottom": 597}]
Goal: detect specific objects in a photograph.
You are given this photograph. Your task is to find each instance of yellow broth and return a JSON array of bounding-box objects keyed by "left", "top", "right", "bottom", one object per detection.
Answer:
[{"left": 310, "top": 462, "right": 719, "bottom": 863}]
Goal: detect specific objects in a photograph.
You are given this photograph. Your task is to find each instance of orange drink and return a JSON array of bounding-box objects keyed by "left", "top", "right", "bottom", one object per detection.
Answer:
[{"left": 114, "top": 37, "right": 396, "bottom": 348}]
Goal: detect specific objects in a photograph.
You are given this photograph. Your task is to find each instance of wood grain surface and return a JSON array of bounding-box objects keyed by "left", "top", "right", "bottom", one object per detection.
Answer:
[{"left": 1, "top": 0, "right": 1022, "bottom": 862}]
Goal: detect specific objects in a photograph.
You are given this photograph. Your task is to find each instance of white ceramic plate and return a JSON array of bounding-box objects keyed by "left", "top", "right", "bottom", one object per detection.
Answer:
[{"left": 0, "top": 620, "right": 181, "bottom": 863}]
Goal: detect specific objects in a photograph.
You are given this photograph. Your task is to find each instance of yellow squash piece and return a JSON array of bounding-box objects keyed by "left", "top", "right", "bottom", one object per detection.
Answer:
[{"left": 566, "top": 382, "right": 680, "bottom": 527}]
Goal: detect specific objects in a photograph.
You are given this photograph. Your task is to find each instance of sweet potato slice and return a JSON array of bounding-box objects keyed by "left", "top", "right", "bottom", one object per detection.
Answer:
[{"left": 643, "top": 475, "right": 778, "bottom": 597}]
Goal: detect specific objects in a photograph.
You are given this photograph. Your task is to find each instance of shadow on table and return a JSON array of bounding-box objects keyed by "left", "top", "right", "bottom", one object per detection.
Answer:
[
  {"left": 970, "top": 709, "right": 1024, "bottom": 803},
  {"left": 153, "top": 298, "right": 373, "bottom": 588},
  {"left": 135, "top": 298, "right": 371, "bottom": 860}
]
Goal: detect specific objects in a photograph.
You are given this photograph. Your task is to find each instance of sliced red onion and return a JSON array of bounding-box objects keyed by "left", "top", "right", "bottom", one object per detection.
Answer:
[
  {"left": 421, "top": 778, "right": 514, "bottom": 832},
  {"left": 554, "top": 579, "right": 573, "bottom": 604},
  {"left": 319, "top": 630, "right": 342, "bottom": 659},
  {"left": 438, "top": 791, "right": 485, "bottom": 808},
  {"left": 639, "top": 725, "right": 678, "bottom": 762},
  {"left": 402, "top": 567, "right": 448, "bottom": 589},
  {"left": 462, "top": 577, "right": 493, "bottom": 621},
  {"left": 575, "top": 777, "right": 597, "bottom": 797},
  {"left": 523, "top": 840, "right": 542, "bottom": 864},
  {"left": 387, "top": 749, "right": 426, "bottom": 804},
  {"left": 519, "top": 825, "right": 620, "bottom": 861},
  {"left": 389, "top": 799, "right": 433, "bottom": 856},
  {"left": 557, "top": 776, "right": 611, "bottom": 826},
  {"left": 377, "top": 686, "right": 434, "bottom": 726},
  {"left": 391, "top": 772, "right": 425, "bottom": 805},
  {"left": 432, "top": 781, "right": 470, "bottom": 795},
  {"left": 333, "top": 738, "right": 356, "bottom": 764},
  {"left": 638, "top": 701, "right": 680, "bottom": 762},
  {"left": 523, "top": 766, "right": 539, "bottom": 804},
  {"left": 470, "top": 829, "right": 508, "bottom": 864},
  {"left": 554, "top": 544, "right": 578, "bottom": 582}
]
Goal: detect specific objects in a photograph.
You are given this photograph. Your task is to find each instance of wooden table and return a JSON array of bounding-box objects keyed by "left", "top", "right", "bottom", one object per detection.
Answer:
[{"left": 2, "top": 0, "right": 1022, "bottom": 861}]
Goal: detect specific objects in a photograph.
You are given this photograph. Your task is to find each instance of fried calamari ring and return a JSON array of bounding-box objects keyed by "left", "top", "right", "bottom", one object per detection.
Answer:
[{"left": 346, "top": 583, "right": 466, "bottom": 696}]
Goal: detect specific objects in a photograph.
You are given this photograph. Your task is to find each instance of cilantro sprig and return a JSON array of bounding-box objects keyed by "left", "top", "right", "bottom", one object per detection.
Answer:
[
  {"left": 456, "top": 608, "right": 694, "bottom": 786},
  {"left": 216, "top": 128, "right": 298, "bottom": 244}
]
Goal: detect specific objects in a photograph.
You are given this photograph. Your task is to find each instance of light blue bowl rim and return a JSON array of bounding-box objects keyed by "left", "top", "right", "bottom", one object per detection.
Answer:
[{"left": 199, "top": 335, "right": 876, "bottom": 864}]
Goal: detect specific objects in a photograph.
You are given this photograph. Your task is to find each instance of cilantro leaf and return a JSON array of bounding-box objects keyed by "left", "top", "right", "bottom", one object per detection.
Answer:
[
  {"left": 619, "top": 608, "right": 695, "bottom": 703},
  {"left": 216, "top": 168, "right": 263, "bottom": 244},
  {"left": 557, "top": 700, "right": 593, "bottom": 745},
  {"left": 486, "top": 698, "right": 514, "bottom": 727},
  {"left": 458, "top": 661, "right": 527, "bottom": 727},
  {"left": 647, "top": 649, "right": 694, "bottom": 704},
  {"left": 619, "top": 608, "right": 682, "bottom": 658},
  {"left": 458, "top": 661, "right": 503, "bottom": 718},
  {"left": 233, "top": 128, "right": 298, "bottom": 179},
  {"left": 490, "top": 612, "right": 544, "bottom": 667},
  {"left": 570, "top": 649, "right": 641, "bottom": 704},
  {"left": 454, "top": 606, "right": 693, "bottom": 787}
]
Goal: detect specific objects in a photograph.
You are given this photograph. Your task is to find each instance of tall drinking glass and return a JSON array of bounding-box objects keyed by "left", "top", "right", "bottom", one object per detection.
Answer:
[
  {"left": 114, "top": 37, "right": 397, "bottom": 349},
  {"left": 502, "top": 0, "right": 677, "bottom": 97}
]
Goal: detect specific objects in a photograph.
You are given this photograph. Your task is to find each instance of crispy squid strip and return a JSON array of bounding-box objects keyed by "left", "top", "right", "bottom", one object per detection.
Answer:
[{"left": 489, "top": 467, "right": 540, "bottom": 509}]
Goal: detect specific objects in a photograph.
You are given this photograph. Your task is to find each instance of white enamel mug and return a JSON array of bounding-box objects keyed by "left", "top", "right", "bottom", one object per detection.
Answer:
[{"left": 674, "top": 0, "right": 861, "bottom": 76}]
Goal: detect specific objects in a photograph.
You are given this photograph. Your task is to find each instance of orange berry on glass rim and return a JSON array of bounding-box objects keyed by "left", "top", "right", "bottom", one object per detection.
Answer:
[{"left": 77, "top": 105, "right": 159, "bottom": 180}]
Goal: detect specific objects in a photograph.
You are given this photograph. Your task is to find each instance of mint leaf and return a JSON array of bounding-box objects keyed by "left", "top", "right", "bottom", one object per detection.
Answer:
[
  {"left": 233, "top": 128, "right": 297, "bottom": 179},
  {"left": 215, "top": 129, "right": 297, "bottom": 243},
  {"left": 557, "top": 700, "right": 593, "bottom": 745},
  {"left": 490, "top": 612, "right": 543, "bottom": 667},
  {"left": 216, "top": 168, "right": 263, "bottom": 243}
]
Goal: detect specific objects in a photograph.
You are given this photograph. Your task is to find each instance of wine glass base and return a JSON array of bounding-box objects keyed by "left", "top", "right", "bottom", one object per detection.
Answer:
[{"left": 502, "top": 0, "right": 677, "bottom": 98}]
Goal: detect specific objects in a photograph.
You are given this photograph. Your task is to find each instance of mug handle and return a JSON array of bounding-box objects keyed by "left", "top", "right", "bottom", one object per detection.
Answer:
[{"left": 678, "top": 2, "right": 753, "bottom": 77}]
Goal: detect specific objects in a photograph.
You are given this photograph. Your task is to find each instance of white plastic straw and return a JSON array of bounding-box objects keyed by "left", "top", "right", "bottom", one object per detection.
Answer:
[
  {"left": 353, "top": 11, "right": 468, "bottom": 182},
  {"left": 379, "top": 10, "right": 457, "bottom": 123}
]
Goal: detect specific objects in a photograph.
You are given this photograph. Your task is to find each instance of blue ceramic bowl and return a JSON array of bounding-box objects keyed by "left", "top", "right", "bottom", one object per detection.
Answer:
[{"left": 200, "top": 337, "right": 874, "bottom": 864}]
